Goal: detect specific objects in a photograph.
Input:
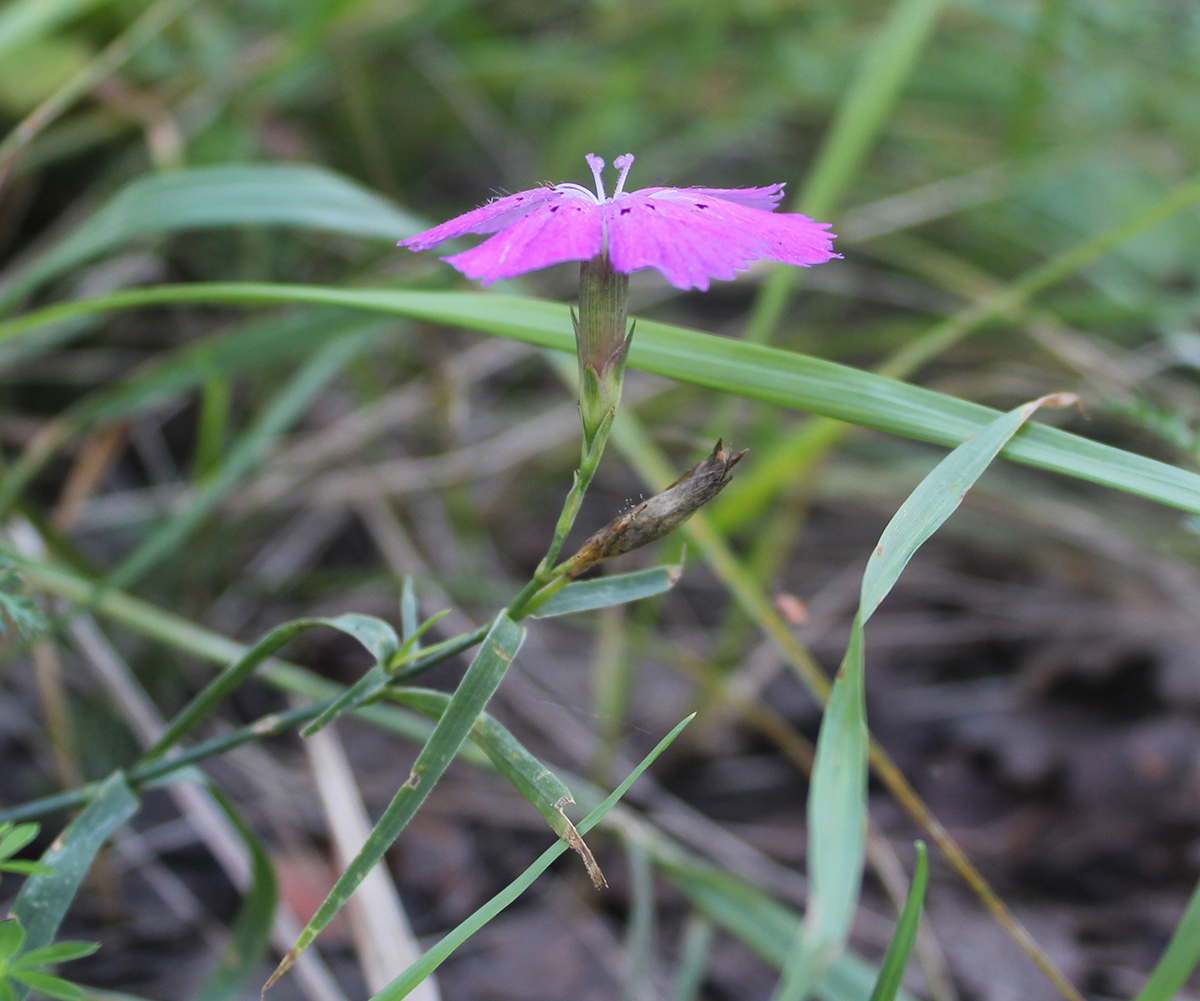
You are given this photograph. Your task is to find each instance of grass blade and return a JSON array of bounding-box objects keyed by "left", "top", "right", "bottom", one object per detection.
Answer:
[
  {"left": 192, "top": 787, "right": 278, "bottom": 1001},
  {"left": 859, "top": 393, "right": 1076, "bottom": 621},
  {"left": 1131, "top": 869, "right": 1200, "bottom": 1001},
  {"left": 8, "top": 771, "right": 138, "bottom": 996},
  {"left": 867, "top": 843, "right": 928, "bottom": 1001},
  {"left": 774, "top": 624, "right": 869, "bottom": 1001},
  {"left": 623, "top": 834, "right": 658, "bottom": 1001},
  {"left": 5, "top": 284, "right": 1200, "bottom": 518},
  {"left": 0, "top": 0, "right": 101, "bottom": 57},
  {"left": 400, "top": 578, "right": 419, "bottom": 643},
  {"left": 528, "top": 564, "right": 682, "bottom": 617},
  {"left": 775, "top": 395, "right": 1071, "bottom": 1001},
  {"left": 387, "top": 686, "right": 604, "bottom": 885},
  {"left": 366, "top": 714, "right": 694, "bottom": 1001},
  {"left": 670, "top": 915, "right": 715, "bottom": 1001},
  {"left": 141, "top": 613, "right": 399, "bottom": 762},
  {"left": 653, "top": 841, "right": 913, "bottom": 1001},
  {"left": 265, "top": 612, "right": 526, "bottom": 991},
  {"left": 0, "top": 164, "right": 425, "bottom": 310},
  {"left": 745, "top": 0, "right": 947, "bottom": 344}
]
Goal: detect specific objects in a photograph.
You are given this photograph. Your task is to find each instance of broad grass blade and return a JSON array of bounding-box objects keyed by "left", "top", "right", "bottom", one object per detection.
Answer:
[
  {"left": 9, "top": 771, "right": 138, "bottom": 998},
  {"left": 1131, "top": 868, "right": 1200, "bottom": 1001},
  {"left": 867, "top": 843, "right": 928, "bottom": 1001},
  {"left": 191, "top": 787, "right": 278, "bottom": 1001},
  {"left": 265, "top": 612, "right": 526, "bottom": 991},
  {"left": 776, "top": 395, "right": 1071, "bottom": 1001},
  {"left": 367, "top": 714, "right": 694, "bottom": 1001},
  {"left": 859, "top": 394, "right": 1076, "bottom": 621},
  {"left": 7, "top": 286, "right": 1199, "bottom": 517},
  {"left": 0, "top": 165, "right": 425, "bottom": 311},
  {"left": 528, "top": 564, "right": 682, "bottom": 617}
]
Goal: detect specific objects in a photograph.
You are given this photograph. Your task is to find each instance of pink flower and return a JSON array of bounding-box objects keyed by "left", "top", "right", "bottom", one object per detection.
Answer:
[{"left": 398, "top": 154, "right": 839, "bottom": 291}]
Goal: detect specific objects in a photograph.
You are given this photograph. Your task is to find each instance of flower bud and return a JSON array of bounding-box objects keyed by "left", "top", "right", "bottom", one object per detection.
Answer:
[
  {"left": 575, "top": 254, "right": 632, "bottom": 450},
  {"left": 563, "top": 440, "right": 746, "bottom": 576}
]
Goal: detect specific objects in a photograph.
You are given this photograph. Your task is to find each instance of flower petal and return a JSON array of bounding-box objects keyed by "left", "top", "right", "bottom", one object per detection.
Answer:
[
  {"left": 398, "top": 186, "right": 558, "bottom": 251},
  {"left": 443, "top": 198, "right": 604, "bottom": 284},
  {"left": 604, "top": 190, "right": 838, "bottom": 290},
  {"left": 636, "top": 184, "right": 786, "bottom": 212}
]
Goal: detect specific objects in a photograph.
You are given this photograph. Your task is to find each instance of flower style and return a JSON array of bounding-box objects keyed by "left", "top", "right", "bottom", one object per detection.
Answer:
[{"left": 398, "top": 153, "right": 839, "bottom": 291}]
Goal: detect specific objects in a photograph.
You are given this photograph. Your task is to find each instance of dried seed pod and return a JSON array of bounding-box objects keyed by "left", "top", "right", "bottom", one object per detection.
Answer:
[{"left": 563, "top": 440, "right": 747, "bottom": 576}]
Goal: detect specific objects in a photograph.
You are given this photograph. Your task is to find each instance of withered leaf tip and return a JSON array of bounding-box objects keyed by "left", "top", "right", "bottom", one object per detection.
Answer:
[{"left": 563, "top": 440, "right": 746, "bottom": 576}]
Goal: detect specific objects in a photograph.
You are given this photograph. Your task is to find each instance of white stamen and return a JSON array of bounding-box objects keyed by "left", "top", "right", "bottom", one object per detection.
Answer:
[
  {"left": 612, "top": 154, "right": 635, "bottom": 196},
  {"left": 585, "top": 153, "right": 607, "bottom": 200},
  {"left": 553, "top": 182, "right": 600, "bottom": 204}
]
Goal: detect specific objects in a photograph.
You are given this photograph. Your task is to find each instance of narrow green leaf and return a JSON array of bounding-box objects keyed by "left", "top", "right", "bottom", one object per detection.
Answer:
[
  {"left": 778, "top": 396, "right": 1063, "bottom": 1001},
  {"left": 400, "top": 578, "right": 419, "bottom": 643},
  {"left": 867, "top": 843, "right": 928, "bottom": 1001},
  {"left": 5, "top": 285, "right": 1200, "bottom": 518},
  {"left": 392, "top": 611, "right": 452, "bottom": 664},
  {"left": 386, "top": 687, "right": 574, "bottom": 822},
  {"left": 0, "top": 862, "right": 49, "bottom": 877},
  {"left": 0, "top": 823, "right": 39, "bottom": 860},
  {"left": 0, "top": 165, "right": 425, "bottom": 311},
  {"left": 193, "top": 373, "right": 231, "bottom": 482},
  {"left": 868, "top": 840, "right": 931, "bottom": 998},
  {"left": 299, "top": 665, "right": 390, "bottom": 737},
  {"left": 9, "top": 971, "right": 83, "bottom": 1001},
  {"left": 320, "top": 613, "right": 401, "bottom": 665},
  {"left": 670, "top": 915, "right": 715, "bottom": 1001},
  {"left": 191, "top": 788, "right": 277, "bottom": 1001},
  {"left": 142, "top": 614, "right": 398, "bottom": 762},
  {"left": 1132, "top": 868, "right": 1200, "bottom": 1001},
  {"left": 655, "top": 846, "right": 912, "bottom": 1001},
  {"left": 9, "top": 772, "right": 137, "bottom": 976},
  {"left": 367, "top": 714, "right": 694, "bottom": 1001},
  {"left": 623, "top": 835, "right": 658, "bottom": 1001},
  {"left": 0, "top": 920, "right": 25, "bottom": 962},
  {"left": 528, "top": 565, "right": 683, "bottom": 617},
  {"left": 384, "top": 687, "right": 605, "bottom": 881},
  {"left": 774, "top": 624, "right": 869, "bottom": 1001},
  {"left": 11, "top": 941, "right": 98, "bottom": 967},
  {"left": 859, "top": 395, "right": 1071, "bottom": 622},
  {"left": 266, "top": 612, "right": 526, "bottom": 991}
]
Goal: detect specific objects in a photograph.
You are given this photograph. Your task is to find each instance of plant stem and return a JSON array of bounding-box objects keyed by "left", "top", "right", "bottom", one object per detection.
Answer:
[
  {"left": 507, "top": 411, "right": 614, "bottom": 619},
  {"left": 509, "top": 256, "right": 631, "bottom": 618}
]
